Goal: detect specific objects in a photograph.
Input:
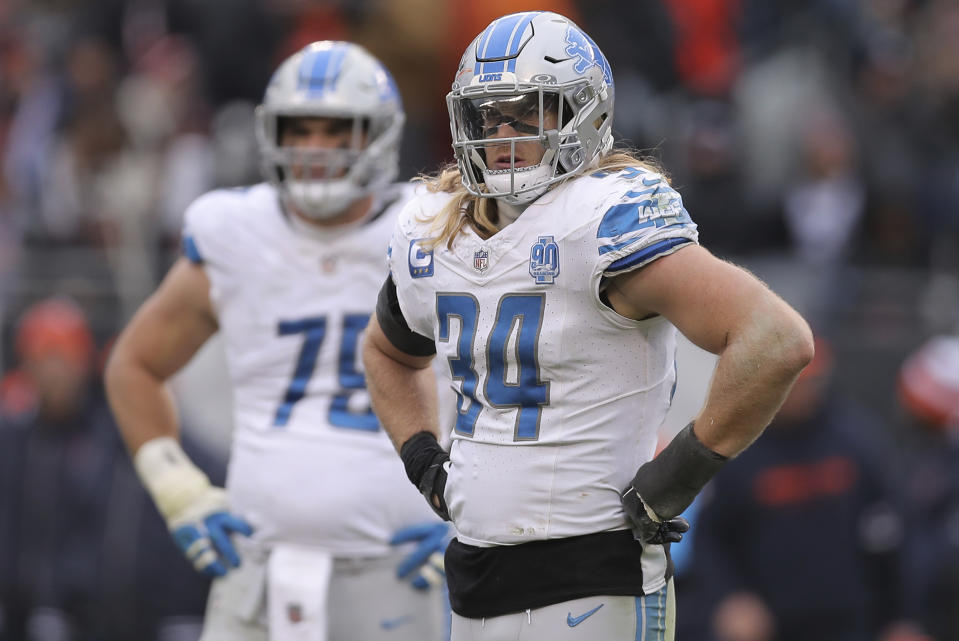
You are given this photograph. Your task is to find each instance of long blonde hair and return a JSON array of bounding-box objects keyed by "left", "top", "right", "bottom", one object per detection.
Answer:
[{"left": 415, "top": 150, "right": 668, "bottom": 250}]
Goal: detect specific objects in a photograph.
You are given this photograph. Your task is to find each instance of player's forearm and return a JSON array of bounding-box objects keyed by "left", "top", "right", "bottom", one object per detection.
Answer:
[
  {"left": 363, "top": 337, "right": 439, "bottom": 451},
  {"left": 105, "top": 349, "right": 182, "bottom": 455},
  {"left": 108, "top": 346, "right": 250, "bottom": 575},
  {"left": 693, "top": 303, "right": 813, "bottom": 457}
]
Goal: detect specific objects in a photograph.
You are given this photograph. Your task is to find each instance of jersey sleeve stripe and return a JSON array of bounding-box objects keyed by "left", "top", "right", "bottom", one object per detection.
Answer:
[
  {"left": 604, "top": 237, "right": 692, "bottom": 275},
  {"left": 182, "top": 235, "right": 204, "bottom": 264},
  {"left": 599, "top": 233, "right": 650, "bottom": 256}
]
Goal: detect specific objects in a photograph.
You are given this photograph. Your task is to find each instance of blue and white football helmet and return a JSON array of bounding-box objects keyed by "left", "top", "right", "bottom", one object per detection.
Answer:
[
  {"left": 256, "top": 41, "right": 404, "bottom": 219},
  {"left": 448, "top": 11, "right": 615, "bottom": 205}
]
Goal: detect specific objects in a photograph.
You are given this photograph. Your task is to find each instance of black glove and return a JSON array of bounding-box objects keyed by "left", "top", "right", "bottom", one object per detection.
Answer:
[
  {"left": 621, "top": 422, "right": 727, "bottom": 545},
  {"left": 621, "top": 486, "right": 690, "bottom": 545},
  {"left": 417, "top": 452, "right": 450, "bottom": 521},
  {"left": 400, "top": 432, "right": 451, "bottom": 521}
]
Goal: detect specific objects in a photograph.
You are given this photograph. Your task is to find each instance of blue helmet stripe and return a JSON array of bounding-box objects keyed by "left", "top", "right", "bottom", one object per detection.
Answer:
[
  {"left": 476, "top": 12, "right": 537, "bottom": 76},
  {"left": 299, "top": 49, "right": 327, "bottom": 94},
  {"left": 327, "top": 46, "right": 348, "bottom": 91},
  {"left": 505, "top": 12, "right": 537, "bottom": 72},
  {"left": 473, "top": 25, "right": 494, "bottom": 75},
  {"left": 473, "top": 20, "right": 498, "bottom": 75},
  {"left": 299, "top": 44, "right": 348, "bottom": 96},
  {"left": 475, "top": 16, "right": 508, "bottom": 76}
]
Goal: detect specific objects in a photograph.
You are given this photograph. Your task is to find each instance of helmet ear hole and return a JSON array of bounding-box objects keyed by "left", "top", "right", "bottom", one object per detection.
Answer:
[{"left": 560, "top": 147, "right": 584, "bottom": 172}]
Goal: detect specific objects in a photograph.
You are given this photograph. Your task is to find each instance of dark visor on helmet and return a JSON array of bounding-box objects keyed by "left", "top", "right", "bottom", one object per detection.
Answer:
[{"left": 453, "top": 91, "right": 561, "bottom": 142}]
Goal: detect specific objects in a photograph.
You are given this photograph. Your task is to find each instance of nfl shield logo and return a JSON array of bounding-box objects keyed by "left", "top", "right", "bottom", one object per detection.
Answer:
[
  {"left": 473, "top": 249, "right": 489, "bottom": 272},
  {"left": 287, "top": 603, "right": 303, "bottom": 623}
]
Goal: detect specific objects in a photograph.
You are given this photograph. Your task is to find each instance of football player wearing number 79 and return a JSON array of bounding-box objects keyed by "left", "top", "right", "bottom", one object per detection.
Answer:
[
  {"left": 105, "top": 41, "right": 449, "bottom": 641},
  {"left": 362, "top": 11, "right": 814, "bottom": 641}
]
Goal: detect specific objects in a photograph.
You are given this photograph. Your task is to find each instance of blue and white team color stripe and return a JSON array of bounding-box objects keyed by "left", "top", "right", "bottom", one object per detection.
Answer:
[
  {"left": 635, "top": 586, "right": 668, "bottom": 641},
  {"left": 182, "top": 235, "right": 203, "bottom": 264},
  {"left": 591, "top": 168, "right": 695, "bottom": 272},
  {"left": 472, "top": 11, "right": 614, "bottom": 89},
  {"left": 473, "top": 11, "right": 538, "bottom": 75},
  {"left": 297, "top": 43, "right": 350, "bottom": 96},
  {"left": 294, "top": 42, "right": 400, "bottom": 103}
]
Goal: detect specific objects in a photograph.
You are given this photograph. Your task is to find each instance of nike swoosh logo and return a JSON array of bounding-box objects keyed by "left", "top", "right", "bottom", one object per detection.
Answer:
[
  {"left": 380, "top": 615, "right": 413, "bottom": 630},
  {"left": 567, "top": 603, "right": 604, "bottom": 627}
]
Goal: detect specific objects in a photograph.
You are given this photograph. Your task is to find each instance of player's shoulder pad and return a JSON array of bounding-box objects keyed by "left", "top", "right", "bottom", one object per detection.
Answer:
[
  {"left": 394, "top": 186, "right": 455, "bottom": 240},
  {"left": 373, "top": 181, "right": 427, "bottom": 226},
  {"left": 577, "top": 166, "right": 698, "bottom": 274},
  {"left": 182, "top": 183, "right": 271, "bottom": 265},
  {"left": 388, "top": 180, "right": 424, "bottom": 203}
]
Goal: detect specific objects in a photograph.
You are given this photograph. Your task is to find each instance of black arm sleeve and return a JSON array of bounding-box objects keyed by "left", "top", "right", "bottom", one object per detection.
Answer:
[
  {"left": 375, "top": 275, "right": 437, "bottom": 357},
  {"left": 631, "top": 422, "right": 728, "bottom": 519}
]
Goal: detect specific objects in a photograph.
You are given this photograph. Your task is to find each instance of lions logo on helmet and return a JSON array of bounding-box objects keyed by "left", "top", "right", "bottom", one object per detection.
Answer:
[
  {"left": 447, "top": 11, "right": 615, "bottom": 205},
  {"left": 255, "top": 42, "right": 404, "bottom": 220},
  {"left": 564, "top": 26, "right": 614, "bottom": 87}
]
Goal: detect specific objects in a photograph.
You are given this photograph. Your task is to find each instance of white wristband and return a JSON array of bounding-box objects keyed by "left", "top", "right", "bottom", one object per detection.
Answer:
[{"left": 134, "top": 437, "right": 212, "bottom": 520}]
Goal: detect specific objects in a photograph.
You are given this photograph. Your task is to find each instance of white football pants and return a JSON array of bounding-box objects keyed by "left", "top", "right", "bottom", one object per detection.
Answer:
[
  {"left": 197, "top": 542, "right": 448, "bottom": 641},
  {"left": 450, "top": 581, "right": 674, "bottom": 641}
]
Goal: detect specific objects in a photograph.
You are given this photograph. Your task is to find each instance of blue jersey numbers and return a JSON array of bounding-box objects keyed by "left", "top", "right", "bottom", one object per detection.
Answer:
[
  {"left": 437, "top": 293, "right": 549, "bottom": 441},
  {"left": 275, "top": 316, "right": 327, "bottom": 427},
  {"left": 274, "top": 313, "right": 377, "bottom": 430},
  {"left": 437, "top": 294, "right": 483, "bottom": 436},
  {"left": 329, "top": 313, "right": 379, "bottom": 431}
]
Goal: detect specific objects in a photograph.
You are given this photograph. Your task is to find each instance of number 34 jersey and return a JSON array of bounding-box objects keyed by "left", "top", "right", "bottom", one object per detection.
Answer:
[
  {"left": 182, "top": 182, "right": 434, "bottom": 555},
  {"left": 389, "top": 168, "right": 699, "bottom": 547}
]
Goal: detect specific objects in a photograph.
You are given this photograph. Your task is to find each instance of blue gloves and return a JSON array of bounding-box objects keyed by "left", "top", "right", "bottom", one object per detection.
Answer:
[
  {"left": 390, "top": 522, "right": 451, "bottom": 590},
  {"left": 134, "top": 437, "right": 254, "bottom": 577},
  {"left": 167, "top": 489, "right": 255, "bottom": 577}
]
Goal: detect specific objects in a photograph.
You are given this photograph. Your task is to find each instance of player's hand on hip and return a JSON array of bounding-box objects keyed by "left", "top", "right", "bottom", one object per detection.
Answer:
[
  {"left": 621, "top": 486, "right": 690, "bottom": 545},
  {"left": 134, "top": 437, "right": 254, "bottom": 577},
  {"left": 390, "top": 522, "right": 451, "bottom": 590},
  {"left": 400, "top": 432, "right": 452, "bottom": 521},
  {"left": 167, "top": 486, "right": 254, "bottom": 577}
]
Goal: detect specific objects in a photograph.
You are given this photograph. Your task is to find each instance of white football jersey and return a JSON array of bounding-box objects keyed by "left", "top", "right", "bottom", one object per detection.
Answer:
[
  {"left": 183, "top": 182, "right": 435, "bottom": 555},
  {"left": 389, "top": 167, "right": 699, "bottom": 550}
]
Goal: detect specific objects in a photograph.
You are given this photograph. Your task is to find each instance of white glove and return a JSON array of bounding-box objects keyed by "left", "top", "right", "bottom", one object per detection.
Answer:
[{"left": 135, "top": 437, "right": 253, "bottom": 577}]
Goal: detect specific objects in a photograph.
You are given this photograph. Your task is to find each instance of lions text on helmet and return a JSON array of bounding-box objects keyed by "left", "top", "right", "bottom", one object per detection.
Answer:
[
  {"left": 256, "top": 41, "right": 404, "bottom": 221},
  {"left": 448, "top": 11, "right": 614, "bottom": 205}
]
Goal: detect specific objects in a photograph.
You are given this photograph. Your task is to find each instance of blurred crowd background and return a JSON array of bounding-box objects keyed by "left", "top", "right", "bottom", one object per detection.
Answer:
[{"left": 1, "top": 1, "right": 958, "bottom": 640}]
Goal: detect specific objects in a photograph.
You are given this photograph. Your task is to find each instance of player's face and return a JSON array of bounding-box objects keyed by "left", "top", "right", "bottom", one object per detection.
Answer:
[
  {"left": 280, "top": 116, "right": 366, "bottom": 179},
  {"left": 477, "top": 94, "right": 558, "bottom": 170}
]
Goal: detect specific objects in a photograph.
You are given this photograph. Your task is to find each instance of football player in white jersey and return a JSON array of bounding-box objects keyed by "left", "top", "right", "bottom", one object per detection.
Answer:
[
  {"left": 105, "top": 42, "right": 449, "bottom": 641},
  {"left": 362, "top": 11, "right": 814, "bottom": 641}
]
